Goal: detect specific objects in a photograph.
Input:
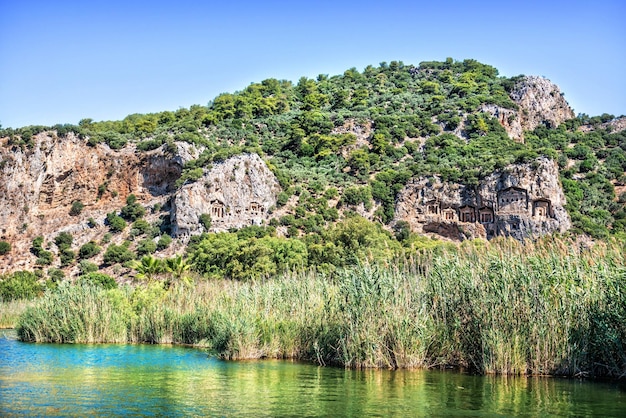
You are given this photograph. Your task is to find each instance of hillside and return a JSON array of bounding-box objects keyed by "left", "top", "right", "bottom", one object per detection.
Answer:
[{"left": 1, "top": 59, "right": 625, "bottom": 281}]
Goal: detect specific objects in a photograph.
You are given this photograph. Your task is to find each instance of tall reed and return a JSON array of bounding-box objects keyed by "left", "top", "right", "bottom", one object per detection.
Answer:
[
  {"left": 16, "top": 237, "right": 626, "bottom": 377},
  {"left": 0, "top": 299, "right": 34, "bottom": 328}
]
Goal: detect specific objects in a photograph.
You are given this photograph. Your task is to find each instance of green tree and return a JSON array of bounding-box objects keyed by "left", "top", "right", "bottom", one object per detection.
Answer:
[
  {"left": 0, "top": 271, "right": 43, "bottom": 301},
  {"left": 106, "top": 213, "right": 127, "bottom": 233},
  {"left": 0, "top": 241, "right": 10, "bottom": 255},
  {"left": 103, "top": 243, "right": 135, "bottom": 265},
  {"left": 165, "top": 255, "right": 192, "bottom": 284},
  {"left": 54, "top": 232, "right": 73, "bottom": 249},
  {"left": 199, "top": 214, "right": 212, "bottom": 231},
  {"left": 120, "top": 194, "right": 146, "bottom": 221},
  {"left": 70, "top": 200, "right": 84, "bottom": 216},
  {"left": 79, "top": 241, "right": 101, "bottom": 259}
]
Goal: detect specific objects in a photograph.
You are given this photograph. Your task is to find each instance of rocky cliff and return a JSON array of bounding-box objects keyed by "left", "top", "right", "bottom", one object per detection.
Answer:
[
  {"left": 481, "top": 76, "right": 575, "bottom": 141},
  {"left": 394, "top": 157, "right": 571, "bottom": 241},
  {"left": 0, "top": 133, "right": 196, "bottom": 273},
  {"left": 0, "top": 129, "right": 281, "bottom": 273},
  {"left": 171, "top": 153, "right": 281, "bottom": 236}
]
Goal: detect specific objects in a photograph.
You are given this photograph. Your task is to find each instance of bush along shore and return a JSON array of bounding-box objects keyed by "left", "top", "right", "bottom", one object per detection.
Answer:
[{"left": 16, "top": 237, "right": 626, "bottom": 378}]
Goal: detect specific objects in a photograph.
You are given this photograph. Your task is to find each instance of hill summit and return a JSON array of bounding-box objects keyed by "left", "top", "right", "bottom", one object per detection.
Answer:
[{"left": 0, "top": 59, "right": 624, "bottom": 279}]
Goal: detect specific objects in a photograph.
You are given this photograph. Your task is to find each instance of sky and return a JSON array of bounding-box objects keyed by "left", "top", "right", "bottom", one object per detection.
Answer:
[{"left": 0, "top": 0, "right": 624, "bottom": 128}]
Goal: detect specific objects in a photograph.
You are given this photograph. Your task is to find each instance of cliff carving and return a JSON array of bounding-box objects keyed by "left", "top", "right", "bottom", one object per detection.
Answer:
[
  {"left": 171, "top": 154, "right": 281, "bottom": 236},
  {"left": 394, "top": 157, "right": 570, "bottom": 241}
]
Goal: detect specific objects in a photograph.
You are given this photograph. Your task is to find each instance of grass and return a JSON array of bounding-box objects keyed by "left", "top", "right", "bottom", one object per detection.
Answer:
[
  {"left": 0, "top": 299, "right": 34, "bottom": 328},
  {"left": 16, "top": 236, "right": 626, "bottom": 377}
]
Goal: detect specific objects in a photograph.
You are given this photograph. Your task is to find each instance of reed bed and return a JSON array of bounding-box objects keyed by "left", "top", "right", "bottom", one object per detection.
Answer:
[
  {"left": 0, "top": 299, "right": 34, "bottom": 328},
  {"left": 16, "top": 237, "right": 626, "bottom": 377}
]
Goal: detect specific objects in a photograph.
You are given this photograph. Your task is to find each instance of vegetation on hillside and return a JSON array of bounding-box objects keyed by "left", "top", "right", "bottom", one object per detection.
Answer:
[
  {"left": 1, "top": 60, "right": 625, "bottom": 376},
  {"left": 1, "top": 59, "right": 624, "bottom": 252}
]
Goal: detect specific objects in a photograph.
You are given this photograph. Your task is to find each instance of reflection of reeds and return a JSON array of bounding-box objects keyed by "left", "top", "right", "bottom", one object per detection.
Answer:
[{"left": 16, "top": 237, "right": 626, "bottom": 377}]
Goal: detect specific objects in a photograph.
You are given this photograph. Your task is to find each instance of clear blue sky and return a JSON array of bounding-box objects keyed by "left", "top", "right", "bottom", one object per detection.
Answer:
[{"left": 1, "top": 0, "right": 624, "bottom": 128}]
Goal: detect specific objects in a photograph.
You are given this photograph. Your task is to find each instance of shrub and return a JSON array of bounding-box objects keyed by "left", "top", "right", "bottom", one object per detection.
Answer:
[
  {"left": 47, "top": 268, "right": 65, "bottom": 282},
  {"left": 59, "top": 248, "right": 75, "bottom": 267},
  {"left": 36, "top": 250, "right": 54, "bottom": 266},
  {"left": 120, "top": 194, "right": 146, "bottom": 221},
  {"left": 70, "top": 200, "right": 84, "bottom": 216},
  {"left": 276, "top": 192, "right": 290, "bottom": 207},
  {"left": 0, "top": 241, "right": 11, "bottom": 255},
  {"left": 78, "top": 260, "right": 99, "bottom": 274},
  {"left": 31, "top": 236, "right": 44, "bottom": 256},
  {"left": 79, "top": 272, "right": 117, "bottom": 289},
  {"left": 136, "top": 239, "right": 157, "bottom": 256},
  {"left": 106, "top": 213, "right": 127, "bottom": 233},
  {"left": 130, "top": 219, "right": 152, "bottom": 238},
  {"left": 103, "top": 243, "right": 135, "bottom": 265},
  {"left": 79, "top": 241, "right": 101, "bottom": 259},
  {"left": 156, "top": 234, "right": 172, "bottom": 250},
  {"left": 101, "top": 233, "right": 112, "bottom": 244},
  {"left": 199, "top": 214, "right": 212, "bottom": 231},
  {"left": 0, "top": 271, "right": 43, "bottom": 301},
  {"left": 54, "top": 232, "right": 73, "bottom": 250}
]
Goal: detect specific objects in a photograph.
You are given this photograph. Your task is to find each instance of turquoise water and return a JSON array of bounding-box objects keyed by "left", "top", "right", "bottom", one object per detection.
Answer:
[{"left": 1, "top": 330, "right": 624, "bottom": 416}]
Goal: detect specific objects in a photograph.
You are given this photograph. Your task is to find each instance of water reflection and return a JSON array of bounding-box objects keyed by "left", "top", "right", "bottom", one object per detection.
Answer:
[{"left": 0, "top": 330, "right": 624, "bottom": 416}]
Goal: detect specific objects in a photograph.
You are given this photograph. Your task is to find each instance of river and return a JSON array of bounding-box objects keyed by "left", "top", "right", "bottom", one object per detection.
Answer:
[{"left": 1, "top": 330, "right": 624, "bottom": 416}]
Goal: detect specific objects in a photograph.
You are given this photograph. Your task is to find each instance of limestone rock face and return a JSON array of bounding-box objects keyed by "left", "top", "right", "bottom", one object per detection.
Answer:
[
  {"left": 394, "top": 157, "right": 570, "bottom": 241},
  {"left": 481, "top": 76, "right": 575, "bottom": 141},
  {"left": 171, "top": 154, "right": 281, "bottom": 236},
  {"left": 578, "top": 116, "right": 626, "bottom": 134},
  {"left": 0, "top": 133, "right": 192, "bottom": 272}
]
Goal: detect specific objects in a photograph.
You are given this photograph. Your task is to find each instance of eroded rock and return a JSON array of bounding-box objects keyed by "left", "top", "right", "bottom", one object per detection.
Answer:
[
  {"left": 394, "top": 157, "right": 571, "bottom": 240},
  {"left": 481, "top": 76, "right": 575, "bottom": 141},
  {"left": 171, "top": 154, "right": 281, "bottom": 236}
]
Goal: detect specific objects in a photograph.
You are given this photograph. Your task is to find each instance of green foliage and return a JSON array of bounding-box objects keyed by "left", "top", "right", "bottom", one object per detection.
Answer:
[
  {"left": 31, "top": 236, "right": 44, "bottom": 256},
  {"left": 136, "top": 238, "right": 157, "bottom": 256},
  {"left": 78, "top": 260, "right": 99, "bottom": 274},
  {"left": 342, "top": 186, "right": 372, "bottom": 210},
  {"left": 8, "top": 58, "right": 625, "bottom": 247},
  {"left": 54, "top": 232, "right": 73, "bottom": 249},
  {"left": 0, "top": 240, "right": 11, "bottom": 255},
  {"left": 59, "top": 248, "right": 75, "bottom": 267},
  {"left": 79, "top": 241, "right": 101, "bottom": 259},
  {"left": 36, "top": 250, "right": 54, "bottom": 266},
  {"left": 79, "top": 272, "right": 118, "bottom": 289},
  {"left": 120, "top": 194, "right": 146, "bottom": 221},
  {"left": 69, "top": 200, "right": 84, "bottom": 216},
  {"left": 0, "top": 271, "right": 43, "bottom": 301},
  {"left": 101, "top": 233, "right": 112, "bottom": 244},
  {"left": 189, "top": 232, "right": 307, "bottom": 280},
  {"left": 103, "top": 243, "right": 135, "bottom": 265},
  {"left": 156, "top": 234, "right": 173, "bottom": 250},
  {"left": 18, "top": 238, "right": 626, "bottom": 378},
  {"left": 393, "top": 220, "right": 411, "bottom": 242},
  {"left": 199, "top": 214, "right": 212, "bottom": 231},
  {"left": 131, "top": 255, "right": 165, "bottom": 281},
  {"left": 47, "top": 268, "right": 65, "bottom": 282},
  {"left": 130, "top": 219, "right": 152, "bottom": 238},
  {"left": 106, "top": 213, "right": 127, "bottom": 233}
]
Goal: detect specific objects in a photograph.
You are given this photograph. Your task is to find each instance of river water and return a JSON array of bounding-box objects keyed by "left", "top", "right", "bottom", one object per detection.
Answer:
[{"left": 1, "top": 330, "right": 624, "bottom": 416}]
